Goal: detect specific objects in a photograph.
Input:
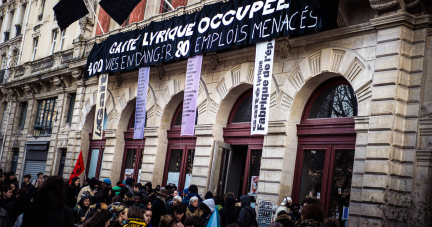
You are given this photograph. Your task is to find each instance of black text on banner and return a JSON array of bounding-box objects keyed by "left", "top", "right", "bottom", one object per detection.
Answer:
[
  {"left": 134, "top": 67, "right": 150, "bottom": 139},
  {"left": 93, "top": 74, "right": 109, "bottom": 140},
  {"left": 251, "top": 40, "right": 275, "bottom": 135}
]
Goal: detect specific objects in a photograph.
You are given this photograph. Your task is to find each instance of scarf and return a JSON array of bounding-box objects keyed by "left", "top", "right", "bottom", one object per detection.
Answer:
[
  {"left": 125, "top": 218, "right": 147, "bottom": 227},
  {"left": 188, "top": 204, "right": 197, "bottom": 213},
  {"left": 294, "top": 219, "right": 320, "bottom": 227}
]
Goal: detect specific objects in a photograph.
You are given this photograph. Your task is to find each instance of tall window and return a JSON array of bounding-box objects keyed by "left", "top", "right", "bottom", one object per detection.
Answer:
[
  {"left": 35, "top": 98, "right": 57, "bottom": 135},
  {"left": 10, "top": 149, "right": 19, "bottom": 173},
  {"left": 66, "top": 94, "right": 76, "bottom": 125},
  {"left": 59, "top": 30, "right": 66, "bottom": 51},
  {"left": 8, "top": 11, "right": 14, "bottom": 31},
  {"left": 50, "top": 31, "right": 58, "bottom": 54},
  {"left": 58, "top": 149, "right": 67, "bottom": 176},
  {"left": 32, "top": 38, "right": 38, "bottom": 61},
  {"left": 18, "top": 102, "right": 28, "bottom": 130},
  {"left": 38, "top": 0, "right": 46, "bottom": 20}
]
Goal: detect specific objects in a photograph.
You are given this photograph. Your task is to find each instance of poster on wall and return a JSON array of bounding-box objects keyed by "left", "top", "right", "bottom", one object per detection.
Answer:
[
  {"left": 181, "top": 55, "right": 203, "bottom": 136},
  {"left": 167, "top": 172, "right": 180, "bottom": 187},
  {"left": 85, "top": 0, "right": 339, "bottom": 78},
  {"left": 251, "top": 40, "right": 275, "bottom": 135},
  {"left": 124, "top": 169, "right": 134, "bottom": 179},
  {"left": 249, "top": 175, "right": 259, "bottom": 196},
  {"left": 93, "top": 74, "right": 109, "bottom": 140},
  {"left": 134, "top": 67, "right": 150, "bottom": 139}
]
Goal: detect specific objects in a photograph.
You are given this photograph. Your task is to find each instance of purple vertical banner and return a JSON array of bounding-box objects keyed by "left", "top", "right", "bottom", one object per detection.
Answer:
[
  {"left": 181, "top": 55, "right": 203, "bottom": 136},
  {"left": 133, "top": 67, "right": 150, "bottom": 139}
]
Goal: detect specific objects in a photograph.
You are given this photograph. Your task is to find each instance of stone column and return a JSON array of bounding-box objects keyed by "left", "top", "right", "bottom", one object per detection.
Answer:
[
  {"left": 349, "top": 13, "right": 429, "bottom": 226},
  {"left": 144, "top": 0, "right": 160, "bottom": 20},
  {"left": 190, "top": 124, "right": 214, "bottom": 194}
]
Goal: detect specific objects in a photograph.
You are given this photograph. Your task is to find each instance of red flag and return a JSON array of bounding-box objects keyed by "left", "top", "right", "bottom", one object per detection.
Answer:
[{"left": 69, "top": 151, "right": 85, "bottom": 184}]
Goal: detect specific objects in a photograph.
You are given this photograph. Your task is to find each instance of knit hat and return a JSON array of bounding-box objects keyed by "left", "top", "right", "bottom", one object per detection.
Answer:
[
  {"left": 113, "top": 186, "right": 121, "bottom": 195},
  {"left": 183, "top": 188, "right": 189, "bottom": 194},
  {"left": 103, "top": 178, "right": 111, "bottom": 185},
  {"left": 125, "top": 178, "right": 134, "bottom": 186}
]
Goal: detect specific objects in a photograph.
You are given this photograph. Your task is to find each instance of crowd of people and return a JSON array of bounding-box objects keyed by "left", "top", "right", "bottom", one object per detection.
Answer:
[{"left": 0, "top": 170, "right": 340, "bottom": 227}]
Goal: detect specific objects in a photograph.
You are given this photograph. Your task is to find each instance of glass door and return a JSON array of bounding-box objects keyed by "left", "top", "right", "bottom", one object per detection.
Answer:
[
  {"left": 298, "top": 149, "right": 328, "bottom": 203},
  {"left": 87, "top": 147, "right": 104, "bottom": 179},
  {"left": 166, "top": 149, "right": 183, "bottom": 187},
  {"left": 122, "top": 145, "right": 144, "bottom": 181},
  {"left": 183, "top": 149, "right": 195, "bottom": 190},
  {"left": 164, "top": 145, "right": 196, "bottom": 192}
]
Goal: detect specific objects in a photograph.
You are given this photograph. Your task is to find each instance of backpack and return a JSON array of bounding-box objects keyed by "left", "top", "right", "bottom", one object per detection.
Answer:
[{"left": 244, "top": 207, "right": 258, "bottom": 227}]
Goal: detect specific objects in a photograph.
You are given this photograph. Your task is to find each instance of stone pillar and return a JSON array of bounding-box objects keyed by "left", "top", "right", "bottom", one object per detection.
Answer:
[
  {"left": 95, "top": 7, "right": 110, "bottom": 36},
  {"left": 144, "top": 0, "right": 160, "bottom": 20},
  {"left": 0, "top": 100, "right": 16, "bottom": 170},
  {"left": 349, "top": 13, "right": 429, "bottom": 226},
  {"left": 140, "top": 127, "right": 163, "bottom": 184},
  {"left": 191, "top": 124, "right": 214, "bottom": 194},
  {"left": 129, "top": 0, "right": 146, "bottom": 24}
]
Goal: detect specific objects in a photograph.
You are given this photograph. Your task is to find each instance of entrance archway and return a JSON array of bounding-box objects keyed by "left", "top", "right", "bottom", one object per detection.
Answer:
[
  {"left": 293, "top": 77, "right": 357, "bottom": 225},
  {"left": 216, "top": 89, "right": 264, "bottom": 199}
]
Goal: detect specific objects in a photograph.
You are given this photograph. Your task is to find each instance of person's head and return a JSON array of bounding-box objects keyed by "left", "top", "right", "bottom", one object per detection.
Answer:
[
  {"left": 302, "top": 198, "right": 321, "bottom": 207},
  {"left": 213, "top": 195, "right": 224, "bottom": 207},
  {"left": 144, "top": 182, "right": 152, "bottom": 191},
  {"left": 83, "top": 208, "right": 112, "bottom": 227},
  {"left": 173, "top": 203, "right": 186, "bottom": 222},
  {"left": 324, "top": 217, "right": 340, "bottom": 227},
  {"left": 204, "top": 191, "right": 213, "bottom": 200},
  {"left": 127, "top": 206, "right": 143, "bottom": 219},
  {"left": 159, "top": 214, "right": 175, "bottom": 227},
  {"left": 79, "top": 196, "right": 91, "bottom": 208},
  {"left": 0, "top": 173, "right": 4, "bottom": 182},
  {"left": 37, "top": 172, "right": 44, "bottom": 179},
  {"left": 225, "top": 196, "right": 236, "bottom": 208},
  {"left": 183, "top": 188, "right": 189, "bottom": 198},
  {"left": 8, "top": 171, "right": 15, "bottom": 180},
  {"left": 184, "top": 216, "right": 204, "bottom": 227},
  {"left": 102, "top": 179, "right": 111, "bottom": 188},
  {"left": 1, "top": 185, "right": 12, "bottom": 199},
  {"left": 10, "top": 183, "right": 15, "bottom": 191},
  {"left": 156, "top": 185, "right": 160, "bottom": 189},
  {"left": 112, "top": 195, "right": 123, "bottom": 203},
  {"left": 134, "top": 193, "right": 143, "bottom": 205},
  {"left": 165, "top": 185, "right": 173, "bottom": 191},
  {"left": 224, "top": 192, "right": 235, "bottom": 202},
  {"left": 200, "top": 199, "right": 215, "bottom": 215},
  {"left": 112, "top": 205, "right": 128, "bottom": 222},
  {"left": 125, "top": 178, "right": 134, "bottom": 186},
  {"left": 291, "top": 203, "right": 300, "bottom": 215},
  {"left": 157, "top": 189, "right": 170, "bottom": 200},
  {"left": 173, "top": 190, "right": 179, "bottom": 197},
  {"left": 23, "top": 174, "right": 31, "bottom": 183},
  {"left": 301, "top": 204, "right": 325, "bottom": 223},
  {"left": 173, "top": 195, "right": 182, "bottom": 206},
  {"left": 43, "top": 175, "right": 49, "bottom": 180},
  {"left": 143, "top": 197, "right": 152, "bottom": 209},
  {"left": 96, "top": 186, "right": 112, "bottom": 204},
  {"left": 89, "top": 177, "right": 99, "bottom": 190},
  {"left": 189, "top": 196, "right": 199, "bottom": 208},
  {"left": 16, "top": 188, "right": 27, "bottom": 198},
  {"left": 124, "top": 192, "right": 135, "bottom": 207},
  {"left": 134, "top": 183, "right": 142, "bottom": 192},
  {"left": 188, "top": 184, "right": 198, "bottom": 194},
  {"left": 35, "top": 176, "right": 66, "bottom": 209},
  {"left": 71, "top": 177, "right": 80, "bottom": 187},
  {"left": 83, "top": 179, "right": 89, "bottom": 187},
  {"left": 143, "top": 208, "right": 152, "bottom": 224},
  {"left": 240, "top": 195, "right": 251, "bottom": 208}
]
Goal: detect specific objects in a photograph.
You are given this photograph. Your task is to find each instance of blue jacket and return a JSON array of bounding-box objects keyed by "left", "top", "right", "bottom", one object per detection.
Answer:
[{"left": 182, "top": 193, "right": 203, "bottom": 205}]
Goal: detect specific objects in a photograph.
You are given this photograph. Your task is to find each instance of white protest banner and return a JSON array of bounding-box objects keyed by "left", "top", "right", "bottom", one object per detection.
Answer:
[
  {"left": 181, "top": 55, "right": 203, "bottom": 136},
  {"left": 134, "top": 67, "right": 150, "bottom": 139},
  {"left": 251, "top": 40, "right": 275, "bottom": 135},
  {"left": 93, "top": 74, "right": 109, "bottom": 140}
]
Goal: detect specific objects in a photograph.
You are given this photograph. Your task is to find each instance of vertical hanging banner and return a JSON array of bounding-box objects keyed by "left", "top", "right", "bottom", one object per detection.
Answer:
[
  {"left": 134, "top": 67, "right": 150, "bottom": 139},
  {"left": 251, "top": 40, "right": 275, "bottom": 135},
  {"left": 93, "top": 74, "right": 109, "bottom": 140},
  {"left": 181, "top": 55, "right": 203, "bottom": 136}
]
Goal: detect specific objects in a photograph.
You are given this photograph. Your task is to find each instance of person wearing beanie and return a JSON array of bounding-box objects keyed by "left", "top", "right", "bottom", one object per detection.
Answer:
[
  {"left": 102, "top": 179, "right": 111, "bottom": 188},
  {"left": 274, "top": 197, "right": 291, "bottom": 221},
  {"left": 183, "top": 188, "right": 189, "bottom": 198},
  {"left": 204, "top": 191, "right": 213, "bottom": 200},
  {"left": 113, "top": 186, "right": 122, "bottom": 195}
]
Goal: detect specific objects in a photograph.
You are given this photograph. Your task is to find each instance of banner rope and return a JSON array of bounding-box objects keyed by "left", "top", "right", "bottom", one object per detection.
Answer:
[{"left": 86, "top": 0, "right": 105, "bottom": 34}]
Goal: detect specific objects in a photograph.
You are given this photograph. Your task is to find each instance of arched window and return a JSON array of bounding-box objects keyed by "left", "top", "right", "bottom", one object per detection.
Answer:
[
  {"left": 232, "top": 95, "right": 252, "bottom": 123},
  {"left": 172, "top": 104, "right": 198, "bottom": 126},
  {"left": 308, "top": 84, "right": 357, "bottom": 119}
]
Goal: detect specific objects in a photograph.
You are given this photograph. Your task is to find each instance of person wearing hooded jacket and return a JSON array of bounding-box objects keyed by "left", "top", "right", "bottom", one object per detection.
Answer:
[
  {"left": 182, "top": 185, "right": 203, "bottom": 206},
  {"left": 76, "top": 196, "right": 96, "bottom": 224},
  {"left": 219, "top": 197, "right": 238, "bottom": 227},
  {"left": 200, "top": 199, "right": 220, "bottom": 227},
  {"left": 237, "top": 195, "right": 257, "bottom": 227},
  {"left": 77, "top": 177, "right": 99, "bottom": 204}
]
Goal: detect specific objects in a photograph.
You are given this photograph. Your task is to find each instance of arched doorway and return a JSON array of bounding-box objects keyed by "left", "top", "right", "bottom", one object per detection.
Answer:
[
  {"left": 86, "top": 111, "right": 108, "bottom": 179},
  {"left": 293, "top": 77, "right": 357, "bottom": 225},
  {"left": 218, "top": 89, "right": 264, "bottom": 199},
  {"left": 120, "top": 110, "right": 146, "bottom": 181},
  {"left": 162, "top": 102, "right": 197, "bottom": 192}
]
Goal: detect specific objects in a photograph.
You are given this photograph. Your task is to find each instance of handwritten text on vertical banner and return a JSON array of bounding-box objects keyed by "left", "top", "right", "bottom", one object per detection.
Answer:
[
  {"left": 93, "top": 74, "right": 109, "bottom": 140},
  {"left": 134, "top": 67, "right": 150, "bottom": 139},
  {"left": 251, "top": 40, "right": 275, "bottom": 135},
  {"left": 181, "top": 55, "right": 203, "bottom": 136}
]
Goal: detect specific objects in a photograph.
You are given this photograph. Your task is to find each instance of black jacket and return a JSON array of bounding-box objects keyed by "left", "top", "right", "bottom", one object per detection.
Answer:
[
  {"left": 237, "top": 195, "right": 257, "bottom": 227},
  {"left": 66, "top": 185, "right": 79, "bottom": 208},
  {"left": 219, "top": 197, "right": 239, "bottom": 227},
  {"left": 20, "top": 182, "right": 36, "bottom": 199},
  {"left": 21, "top": 194, "right": 74, "bottom": 227},
  {"left": 150, "top": 196, "right": 167, "bottom": 227}
]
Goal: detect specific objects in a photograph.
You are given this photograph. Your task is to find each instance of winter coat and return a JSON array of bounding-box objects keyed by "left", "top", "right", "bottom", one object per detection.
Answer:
[
  {"left": 124, "top": 218, "right": 147, "bottom": 227},
  {"left": 237, "top": 195, "right": 256, "bottom": 227},
  {"left": 21, "top": 194, "right": 74, "bottom": 227},
  {"left": 182, "top": 193, "right": 203, "bottom": 206},
  {"left": 65, "top": 185, "right": 79, "bottom": 208},
  {"left": 77, "top": 186, "right": 94, "bottom": 204},
  {"left": 150, "top": 196, "right": 166, "bottom": 227},
  {"left": 288, "top": 212, "right": 301, "bottom": 223},
  {"left": 186, "top": 205, "right": 203, "bottom": 217},
  {"left": 5, "top": 195, "right": 30, "bottom": 224},
  {"left": 76, "top": 206, "right": 96, "bottom": 224},
  {"left": 125, "top": 185, "right": 134, "bottom": 195},
  {"left": 0, "top": 207, "right": 11, "bottom": 227},
  {"left": 219, "top": 197, "right": 238, "bottom": 227},
  {"left": 294, "top": 219, "right": 320, "bottom": 227},
  {"left": 20, "top": 182, "right": 36, "bottom": 199},
  {"left": 201, "top": 199, "right": 220, "bottom": 227},
  {"left": 275, "top": 213, "right": 293, "bottom": 227}
]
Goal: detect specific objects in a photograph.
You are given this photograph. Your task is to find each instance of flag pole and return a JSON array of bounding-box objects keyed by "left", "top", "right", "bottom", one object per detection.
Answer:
[{"left": 86, "top": 0, "right": 105, "bottom": 34}]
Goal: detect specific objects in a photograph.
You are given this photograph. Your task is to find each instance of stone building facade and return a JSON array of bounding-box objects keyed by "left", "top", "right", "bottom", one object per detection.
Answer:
[{"left": 0, "top": 0, "right": 430, "bottom": 226}]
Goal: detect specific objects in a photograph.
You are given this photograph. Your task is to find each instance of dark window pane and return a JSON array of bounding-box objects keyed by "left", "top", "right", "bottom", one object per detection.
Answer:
[
  {"left": 174, "top": 108, "right": 198, "bottom": 126},
  {"left": 309, "top": 84, "right": 357, "bottom": 119},
  {"left": 298, "top": 150, "right": 326, "bottom": 203},
  {"left": 58, "top": 149, "right": 67, "bottom": 176},
  {"left": 232, "top": 95, "right": 252, "bottom": 123},
  {"left": 130, "top": 113, "right": 147, "bottom": 129},
  {"left": 66, "top": 94, "right": 76, "bottom": 124},
  {"left": 125, "top": 149, "right": 137, "bottom": 169},
  {"left": 10, "top": 149, "right": 19, "bottom": 173},
  {"left": 18, "top": 102, "right": 28, "bottom": 130},
  {"left": 35, "top": 98, "right": 57, "bottom": 135}
]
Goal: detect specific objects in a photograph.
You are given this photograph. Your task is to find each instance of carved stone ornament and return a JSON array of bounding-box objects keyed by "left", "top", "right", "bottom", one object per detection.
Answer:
[
  {"left": 53, "top": 76, "right": 65, "bottom": 89},
  {"left": 115, "top": 73, "right": 123, "bottom": 87},
  {"left": 420, "top": 105, "right": 432, "bottom": 118},
  {"left": 23, "top": 84, "right": 35, "bottom": 96},
  {"left": 369, "top": 0, "right": 427, "bottom": 14},
  {"left": 12, "top": 129, "right": 23, "bottom": 137},
  {"left": 58, "top": 124, "right": 71, "bottom": 134},
  {"left": 208, "top": 52, "right": 219, "bottom": 70},
  {"left": 56, "top": 139, "right": 67, "bottom": 149},
  {"left": 79, "top": 16, "right": 94, "bottom": 39},
  {"left": 156, "top": 64, "right": 165, "bottom": 80},
  {"left": 277, "top": 37, "right": 291, "bottom": 59},
  {"left": 71, "top": 68, "right": 83, "bottom": 79}
]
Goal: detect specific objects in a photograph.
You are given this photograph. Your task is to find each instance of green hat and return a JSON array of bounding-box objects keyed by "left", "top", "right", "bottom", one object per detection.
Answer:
[{"left": 113, "top": 186, "right": 121, "bottom": 195}]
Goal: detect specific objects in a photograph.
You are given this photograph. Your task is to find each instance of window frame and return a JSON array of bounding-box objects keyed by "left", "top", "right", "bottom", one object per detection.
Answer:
[
  {"left": 18, "top": 102, "right": 28, "bottom": 130},
  {"left": 59, "top": 30, "right": 66, "bottom": 51},
  {"left": 32, "top": 38, "right": 38, "bottom": 61},
  {"left": 50, "top": 30, "right": 58, "bottom": 54},
  {"left": 66, "top": 94, "right": 76, "bottom": 125},
  {"left": 35, "top": 98, "right": 57, "bottom": 135}
]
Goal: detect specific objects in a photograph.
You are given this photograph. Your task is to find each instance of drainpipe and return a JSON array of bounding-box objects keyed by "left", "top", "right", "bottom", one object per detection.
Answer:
[
  {"left": 0, "top": 101, "right": 13, "bottom": 170},
  {"left": 17, "top": 0, "right": 33, "bottom": 66}
]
